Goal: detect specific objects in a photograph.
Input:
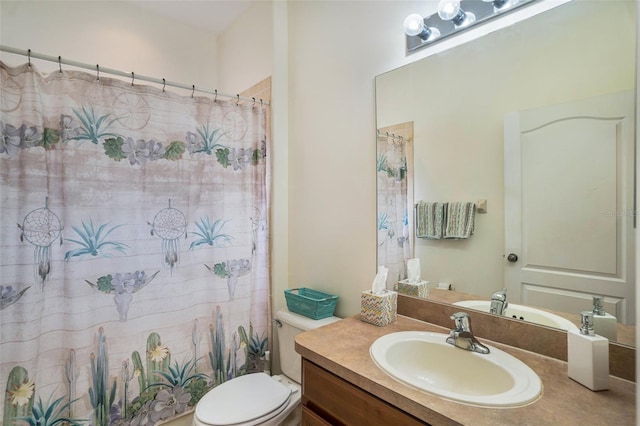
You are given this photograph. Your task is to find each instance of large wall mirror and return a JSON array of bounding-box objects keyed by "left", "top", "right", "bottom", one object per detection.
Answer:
[{"left": 376, "top": 0, "right": 636, "bottom": 347}]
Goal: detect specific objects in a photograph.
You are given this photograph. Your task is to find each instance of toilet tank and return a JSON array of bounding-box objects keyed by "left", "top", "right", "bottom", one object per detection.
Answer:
[{"left": 275, "top": 308, "right": 340, "bottom": 383}]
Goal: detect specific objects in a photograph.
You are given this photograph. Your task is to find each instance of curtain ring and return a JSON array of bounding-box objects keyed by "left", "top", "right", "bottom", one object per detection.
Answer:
[
  {"left": 131, "top": 72, "right": 134, "bottom": 86},
  {"left": 27, "top": 49, "right": 31, "bottom": 67},
  {"left": 58, "top": 56, "right": 62, "bottom": 73},
  {"left": 236, "top": 94, "right": 239, "bottom": 106},
  {"left": 214, "top": 89, "right": 218, "bottom": 102},
  {"left": 252, "top": 97, "right": 256, "bottom": 107},
  {"left": 96, "top": 64, "right": 100, "bottom": 81},
  {"left": 260, "top": 99, "right": 263, "bottom": 108},
  {"left": 191, "top": 85, "right": 195, "bottom": 98},
  {"left": 162, "top": 78, "right": 166, "bottom": 92}
]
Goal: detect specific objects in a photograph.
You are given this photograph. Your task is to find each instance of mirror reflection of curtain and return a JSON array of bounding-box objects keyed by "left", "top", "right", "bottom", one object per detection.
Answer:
[
  {"left": 376, "top": 123, "right": 413, "bottom": 288},
  {"left": 0, "top": 61, "right": 270, "bottom": 425}
]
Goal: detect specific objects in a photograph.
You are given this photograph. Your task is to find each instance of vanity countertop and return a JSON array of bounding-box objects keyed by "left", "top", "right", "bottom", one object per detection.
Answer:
[{"left": 295, "top": 315, "right": 635, "bottom": 426}]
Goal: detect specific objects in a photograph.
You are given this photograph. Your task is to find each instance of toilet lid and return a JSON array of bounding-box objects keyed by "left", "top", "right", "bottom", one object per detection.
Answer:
[{"left": 195, "top": 373, "right": 292, "bottom": 425}]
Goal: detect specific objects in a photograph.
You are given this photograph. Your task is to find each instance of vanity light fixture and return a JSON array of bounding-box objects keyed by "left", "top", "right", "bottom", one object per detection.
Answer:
[{"left": 404, "top": 0, "right": 538, "bottom": 53}]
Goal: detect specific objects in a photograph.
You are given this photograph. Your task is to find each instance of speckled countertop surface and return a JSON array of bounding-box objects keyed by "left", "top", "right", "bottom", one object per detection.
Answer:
[{"left": 295, "top": 315, "right": 635, "bottom": 426}]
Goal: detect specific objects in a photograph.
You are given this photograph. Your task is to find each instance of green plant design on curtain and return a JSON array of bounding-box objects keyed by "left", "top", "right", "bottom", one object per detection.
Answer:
[
  {"left": 4, "top": 366, "right": 34, "bottom": 424},
  {"left": 67, "top": 106, "right": 121, "bottom": 145},
  {"left": 89, "top": 328, "right": 117, "bottom": 426},
  {"left": 20, "top": 393, "right": 85, "bottom": 426},
  {"left": 3, "top": 366, "right": 85, "bottom": 426},
  {"left": 189, "top": 124, "right": 227, "bottom": 155},
  {"left": 64, "top": 219, "right": 128, "bottom": 261},
  {"left": 209, "top": 306, "right": 229, "bottom": 386},
  {"left": 190, "top": 217, "right": 232, "bottom": 249},
  {"left": 64, "top": 350, "right": 77, "bottom": 419},
  {"left": 246, "top": 323, "right": 268, "bottom": 373}
]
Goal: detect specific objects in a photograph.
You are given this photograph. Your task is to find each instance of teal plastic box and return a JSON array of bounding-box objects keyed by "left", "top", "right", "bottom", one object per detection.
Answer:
[{"left": 284, "top": 288, "right": 338, "bottom": 320}]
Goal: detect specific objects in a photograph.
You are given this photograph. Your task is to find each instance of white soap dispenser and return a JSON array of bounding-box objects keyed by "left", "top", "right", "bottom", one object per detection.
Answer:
[
  {"left": 567, "top": 311, "right": 609, "bottom": 391},
  {"left": 592, "top": 296, "right": 617, "bottom": 342}
]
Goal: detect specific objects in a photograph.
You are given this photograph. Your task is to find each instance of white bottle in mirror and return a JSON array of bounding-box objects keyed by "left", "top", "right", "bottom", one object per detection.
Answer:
[
  {"left": 591, "top": 296, "right": 617, "bottom": 342},
  {"left": 567, "top": 311, "right": 609, "bottom": 391}
]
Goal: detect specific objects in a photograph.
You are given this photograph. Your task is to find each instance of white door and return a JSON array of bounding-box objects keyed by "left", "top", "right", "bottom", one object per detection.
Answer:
[{"left": 504, "top": 91, "right": 635, "bottom": 325}]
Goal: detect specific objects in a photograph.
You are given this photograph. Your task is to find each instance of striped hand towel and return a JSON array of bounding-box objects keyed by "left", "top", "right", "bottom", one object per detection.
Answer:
[
  {"left": 416, "top": 201, "right": 446, "bottom": 239},
  {"left": 444, "top": 202, "right": 475, "bottom": 239}
]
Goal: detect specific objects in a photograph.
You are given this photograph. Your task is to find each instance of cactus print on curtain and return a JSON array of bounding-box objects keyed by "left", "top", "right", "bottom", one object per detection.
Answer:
[{"left": 0, "top": 62, "right": 270, "bottom": 425}]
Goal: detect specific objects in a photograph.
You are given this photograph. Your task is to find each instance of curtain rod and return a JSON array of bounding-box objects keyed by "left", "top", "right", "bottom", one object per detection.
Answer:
[
  {"left": 377, "top": 129, "right": 409, "bottom": 142},
  {"left": 0, "top": 45, "right": 270, "bottom": 106}
]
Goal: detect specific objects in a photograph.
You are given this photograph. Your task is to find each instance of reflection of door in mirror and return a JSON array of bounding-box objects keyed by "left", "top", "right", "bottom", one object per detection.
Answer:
[
  {"left": 504, "top": 91, "right": 635, "bottom": 325},
  {"left": 376, "top": 122, "right": 414, "bottom": 287}
]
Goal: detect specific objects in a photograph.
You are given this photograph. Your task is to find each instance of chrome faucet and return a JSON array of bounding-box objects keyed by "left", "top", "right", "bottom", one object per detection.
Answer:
[
  {"left": 490, "top": 288, "right": 508, "bottom": 315},
  {"left": 446, "top": 312, "right": 490, "bottom": 354}
]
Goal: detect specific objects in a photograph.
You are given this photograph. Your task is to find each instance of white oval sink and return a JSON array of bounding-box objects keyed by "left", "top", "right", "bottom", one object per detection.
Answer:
[
  {"left": 370, "top": 331, "right": 542, "bottom": 407},
  {"left": 453, "top": 300, "right": 578, "bottom": 331}
]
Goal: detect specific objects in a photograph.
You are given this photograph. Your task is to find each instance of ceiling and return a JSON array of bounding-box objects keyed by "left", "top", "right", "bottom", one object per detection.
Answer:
[{"left": 129, "top": 0, "right": 253, "bottom": 36}]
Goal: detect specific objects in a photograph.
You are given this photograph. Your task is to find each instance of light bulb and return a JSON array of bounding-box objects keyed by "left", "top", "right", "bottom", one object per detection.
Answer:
[
  {"left": 403, "top": 14, "right": 425, "bottom": 37},
  {"left": 438, "top": 0, "right": 475, "bottom": 27},
  {"left": 458, "top": 11, "right": 476, "bottom": 27},
  {"left": 483, "top": 0, "right": 514, "bottom": 10},
  {"left": 437, "top": 0, "right": 461, "bottom": 21},
  {"left": 424, "top": 27, "right": 441, "bottom": 41},
  {"left": 403, "top": 13, "right": 441, "bottom": 42}
]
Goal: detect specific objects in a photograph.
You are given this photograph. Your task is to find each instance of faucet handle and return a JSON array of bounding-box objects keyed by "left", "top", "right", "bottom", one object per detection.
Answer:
[
  {"left": 491, "top": 288, "right": 507, "bottom": 301},
  {"left": 450, "top": 312, "right": 471, "bottom": 332}
]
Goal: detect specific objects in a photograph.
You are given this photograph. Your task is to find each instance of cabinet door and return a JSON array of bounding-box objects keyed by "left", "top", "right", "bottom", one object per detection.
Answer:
[
  {"left": 302, "top": 359, "right": 427, "bottom": 425},
  {"left": 302, "top": 405, "right": 332, "bottom": 426}
]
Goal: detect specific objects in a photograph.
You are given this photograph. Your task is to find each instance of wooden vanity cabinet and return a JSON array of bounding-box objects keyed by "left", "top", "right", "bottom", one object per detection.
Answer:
[{"left": 301, "top": 359, "right": 428, "bottom": 426}]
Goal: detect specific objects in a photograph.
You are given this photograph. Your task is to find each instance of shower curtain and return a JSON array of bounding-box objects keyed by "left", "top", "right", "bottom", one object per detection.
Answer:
[
  {"left": 377, "top": 131, "right": 411, "bottom": 286},
  {"left": 0, "top": 62, "right": 270, "bottom": 425}
]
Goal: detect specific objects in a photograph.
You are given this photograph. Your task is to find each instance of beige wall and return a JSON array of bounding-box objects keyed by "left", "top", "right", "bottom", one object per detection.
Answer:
[
  {"left": 0, "top": 1, "right": 219, "bottom": 92},
  {"left": 285, "top": 0, "right": 416, "bottom": 317},
  {"left": 217, "top": 1, "right": 274, "bottom": 94}
]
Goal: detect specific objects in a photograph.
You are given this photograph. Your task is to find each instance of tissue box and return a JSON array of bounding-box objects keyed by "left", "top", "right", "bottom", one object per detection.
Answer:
[
  {"left": 394, "top": 280, "right": 429, "bottom": 298},
  {"left": 360, "top": 290, "right": 397, "bottom": 327}
]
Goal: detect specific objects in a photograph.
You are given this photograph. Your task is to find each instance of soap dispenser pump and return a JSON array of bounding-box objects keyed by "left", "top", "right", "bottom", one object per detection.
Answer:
[
  {"left": 592, "top": 296, "right": 617, "bottom": 341},
  {"left": 567, "top": 311, "right": 609, "bottom": 391}
]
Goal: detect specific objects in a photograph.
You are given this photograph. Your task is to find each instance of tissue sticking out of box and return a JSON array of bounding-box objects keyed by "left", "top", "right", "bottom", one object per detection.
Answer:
[
  {"left": 372, "top": 266, "right": 389, "bottom": 294},
  {"left": 407, "top": 258, "right": 421, "bottom": 283}
]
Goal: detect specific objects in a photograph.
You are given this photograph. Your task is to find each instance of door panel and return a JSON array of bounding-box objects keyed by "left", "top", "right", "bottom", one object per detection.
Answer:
[{"left": 504, "top": 91, "right": 635, "bottom": 324}]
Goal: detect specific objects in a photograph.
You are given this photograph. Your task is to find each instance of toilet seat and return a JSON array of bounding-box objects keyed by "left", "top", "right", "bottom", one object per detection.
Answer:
[{"left": 194, "top": 373, "right": 293, "bottom": 426}]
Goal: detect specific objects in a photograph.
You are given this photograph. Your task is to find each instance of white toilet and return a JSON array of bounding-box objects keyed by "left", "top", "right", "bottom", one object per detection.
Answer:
[{"left": 192, "top": 308, "right": 340, "bottom": 426}]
